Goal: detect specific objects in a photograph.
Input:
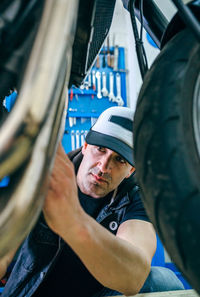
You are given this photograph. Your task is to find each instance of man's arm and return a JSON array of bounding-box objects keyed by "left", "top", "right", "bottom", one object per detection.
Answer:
[
  {"left": 43, "top": 144, "right": 157, "bottom": 296},
  {"left": 116, "top": 219, "right": 156, "bottom": 293},
  {"left": 65, "top": 217, "right": 156, "bottom": 296}
]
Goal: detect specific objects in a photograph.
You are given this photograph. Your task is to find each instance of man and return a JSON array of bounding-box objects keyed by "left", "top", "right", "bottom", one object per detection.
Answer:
[{"left": 1, "top": 106, "right": 183, "bottom": 297}]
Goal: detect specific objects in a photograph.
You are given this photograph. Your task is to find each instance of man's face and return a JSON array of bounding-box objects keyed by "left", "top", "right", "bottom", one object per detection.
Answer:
[{"left": 77, "top": 143, "right": 135, "bottom": 198}]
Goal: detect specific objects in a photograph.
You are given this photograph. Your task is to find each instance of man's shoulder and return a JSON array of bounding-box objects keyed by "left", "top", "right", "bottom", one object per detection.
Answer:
[
  {"left": 67, "top": 147, "right": 82, "bottom": 160},
  {"left": 119, "top": 173, "right": 139, "bottom": 197},
  {"left": 129, "top": 183, "right": 140, "bottom": 196}
]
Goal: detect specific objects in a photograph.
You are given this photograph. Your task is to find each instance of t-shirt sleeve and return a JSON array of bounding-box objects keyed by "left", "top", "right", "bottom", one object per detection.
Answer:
[{"left": 121, "top": 191, "right": 150, "bottom": 223}]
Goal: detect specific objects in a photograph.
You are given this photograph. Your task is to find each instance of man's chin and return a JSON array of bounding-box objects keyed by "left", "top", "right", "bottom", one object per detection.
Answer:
[{"left": 89, "top": 183, "right": 109, "bottom": 198}]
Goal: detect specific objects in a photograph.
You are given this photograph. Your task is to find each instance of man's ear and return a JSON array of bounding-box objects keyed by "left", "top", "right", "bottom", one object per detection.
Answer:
[
  {"left": 125, "top": 166, "right": 135, "bottom": 179},
  {"left": 81, "top": 142, "right": 88, "bottom": 155}
]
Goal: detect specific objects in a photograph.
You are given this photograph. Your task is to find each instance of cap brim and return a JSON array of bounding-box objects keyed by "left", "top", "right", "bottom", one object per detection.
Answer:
[{"left": 86, "top": 130, "right": 134, "bottom": 166}]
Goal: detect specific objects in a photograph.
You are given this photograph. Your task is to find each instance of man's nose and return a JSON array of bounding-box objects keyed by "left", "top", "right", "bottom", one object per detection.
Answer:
[{"left": 98, "top": 156, "right": 113, "bottom": 172}]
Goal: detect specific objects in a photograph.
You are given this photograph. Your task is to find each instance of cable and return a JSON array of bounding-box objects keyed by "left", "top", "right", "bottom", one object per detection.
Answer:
[
  {"left": 128, "top": 0, "right": 148, "bottom": 79},
  {"left": 139, "top": 0, "right": 144, "bottom": 40},
  {"left": 139, "top": 0, "right": 148, "bottom": 72}
]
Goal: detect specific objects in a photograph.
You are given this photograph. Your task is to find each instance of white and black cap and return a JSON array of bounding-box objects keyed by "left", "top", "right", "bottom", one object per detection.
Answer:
[{"left": 86, "top": 106, "right": 134, "bottom": 166}]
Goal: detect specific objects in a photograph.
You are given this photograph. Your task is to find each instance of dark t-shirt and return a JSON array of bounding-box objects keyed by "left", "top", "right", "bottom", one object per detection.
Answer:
[{"left": 32, "top": 188, "right": 149, "bottom": 297}]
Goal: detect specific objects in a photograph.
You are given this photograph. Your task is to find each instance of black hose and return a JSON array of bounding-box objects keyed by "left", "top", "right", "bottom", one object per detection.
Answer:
[{"left": 128, "top": 0, "right": 148, "bottom": 79}]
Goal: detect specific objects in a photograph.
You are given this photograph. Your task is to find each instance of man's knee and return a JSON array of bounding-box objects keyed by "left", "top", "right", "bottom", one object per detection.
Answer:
[{"left": 140, "top": 266, "right": 185, "bottom": 293}]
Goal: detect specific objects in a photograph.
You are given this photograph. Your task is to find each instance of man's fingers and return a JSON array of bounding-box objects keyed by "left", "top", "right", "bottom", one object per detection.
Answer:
[
  {"left": 57, "top": 142, "right": 65, "bottom": 154},
  {"left": 56, "top": 143, "right": 74, "bottom": 166}
]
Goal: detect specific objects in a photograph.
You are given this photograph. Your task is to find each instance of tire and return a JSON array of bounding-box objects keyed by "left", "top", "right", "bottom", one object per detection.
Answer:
[{"left": 134, "top": 28, "right": 200, "bottom": 292}]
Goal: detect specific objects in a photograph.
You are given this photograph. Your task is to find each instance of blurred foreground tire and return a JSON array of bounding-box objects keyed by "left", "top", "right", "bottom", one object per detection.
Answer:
[{"left": 134, "top": 28, "right": 200, "bottom": 293}]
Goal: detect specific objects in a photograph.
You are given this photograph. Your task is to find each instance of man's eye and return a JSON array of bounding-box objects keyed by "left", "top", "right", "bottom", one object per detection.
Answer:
[
  {"left": 97, "top": 146, "right": 105, "bottom": 152},
  {"left": 116, "top": 156, "right": 126, "bottom": 164}
]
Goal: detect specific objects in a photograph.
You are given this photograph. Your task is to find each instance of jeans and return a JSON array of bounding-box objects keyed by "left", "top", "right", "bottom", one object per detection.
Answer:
[{"left": 92, "top": 266, "right": 185, "bottom": 297}]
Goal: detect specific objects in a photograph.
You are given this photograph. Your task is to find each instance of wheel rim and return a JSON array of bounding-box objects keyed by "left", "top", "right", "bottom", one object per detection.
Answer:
[{"left": 193, "top": 72, "right": 200, "bottom": 158}]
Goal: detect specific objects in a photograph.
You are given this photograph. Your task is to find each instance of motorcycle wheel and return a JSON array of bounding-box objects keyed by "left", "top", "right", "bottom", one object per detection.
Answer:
[{"left": 134, "top": 28, "right": 200, "bottom": 292}]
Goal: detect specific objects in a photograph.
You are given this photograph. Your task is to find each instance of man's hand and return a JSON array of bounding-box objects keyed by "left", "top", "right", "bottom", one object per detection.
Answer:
[{"left": 43, "top": 144, "right": 82, "bottom": 237}]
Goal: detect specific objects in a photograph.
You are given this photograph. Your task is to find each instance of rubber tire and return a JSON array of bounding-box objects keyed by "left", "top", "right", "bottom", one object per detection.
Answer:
[{"left": 134, "top": 28, "right": 200, "bottom": 292}]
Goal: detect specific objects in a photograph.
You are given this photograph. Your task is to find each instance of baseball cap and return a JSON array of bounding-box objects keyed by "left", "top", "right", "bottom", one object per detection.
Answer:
[{"left": 86, "top": 106, "right": 134, "bottom": 166}]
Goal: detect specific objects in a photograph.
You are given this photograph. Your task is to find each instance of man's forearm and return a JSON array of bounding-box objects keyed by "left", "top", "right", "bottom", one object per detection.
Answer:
[{"left": 60, "top": 212, "right": 151, "bottom": 296}]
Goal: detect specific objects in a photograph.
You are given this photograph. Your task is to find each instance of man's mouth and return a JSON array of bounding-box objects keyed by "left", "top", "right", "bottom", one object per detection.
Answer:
[{"left": 91, "top": 173, "right": 108, "bottom": 184}]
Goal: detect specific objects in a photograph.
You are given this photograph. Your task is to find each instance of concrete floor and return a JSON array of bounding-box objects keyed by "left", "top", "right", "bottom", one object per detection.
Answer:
[{"left": 109, "top": 289, "right": 199, "bottom": 297}]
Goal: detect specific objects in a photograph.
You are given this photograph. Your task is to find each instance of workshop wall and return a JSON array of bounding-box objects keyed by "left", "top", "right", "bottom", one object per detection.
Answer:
[
  {"left": 62, "top": 0, "right": 160, "bottom": 153},
  {"left": 62, "top": 45, "right": 127, "bottom": 152}
]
